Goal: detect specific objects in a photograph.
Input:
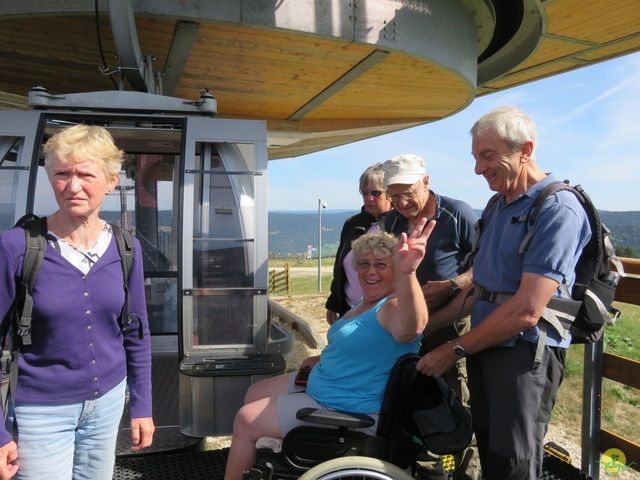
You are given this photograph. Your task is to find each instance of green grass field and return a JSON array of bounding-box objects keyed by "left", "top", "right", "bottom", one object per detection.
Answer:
[{"left": 553, "top": 301, "right": 640, "bottom": 445}]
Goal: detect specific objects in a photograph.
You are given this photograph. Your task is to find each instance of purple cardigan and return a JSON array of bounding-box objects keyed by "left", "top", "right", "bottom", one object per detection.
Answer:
[{"left": 0, "top": 225, "right": 152, "bottom": 447}]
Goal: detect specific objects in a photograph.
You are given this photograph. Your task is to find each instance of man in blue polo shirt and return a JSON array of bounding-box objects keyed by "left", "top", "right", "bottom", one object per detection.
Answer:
[
  {"left": 417, "top": 106, "right": 591, "bottom": 480},
  {"left": 382, "top": 154, "right": 479, "bottom": 480}
]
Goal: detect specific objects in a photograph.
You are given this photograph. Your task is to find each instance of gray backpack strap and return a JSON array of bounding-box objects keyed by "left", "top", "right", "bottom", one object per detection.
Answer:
[
  {"left": 604, "top": 230, "right": 625, "bottom": 277},
  {"left": 474, "top": 286, "right": 573, "bottom": 368}
]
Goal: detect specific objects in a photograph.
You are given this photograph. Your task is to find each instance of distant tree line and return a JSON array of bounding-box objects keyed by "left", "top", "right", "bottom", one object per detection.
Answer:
[
  {"left": 616, "top": 245, "right": 639, "bottom": 258},
  {"left": 268, "top": 210, "right": 640, "bottom": 257}
]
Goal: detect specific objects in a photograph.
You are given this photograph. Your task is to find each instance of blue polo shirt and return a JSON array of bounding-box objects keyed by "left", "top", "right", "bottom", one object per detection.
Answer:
[
  {"left": 385, "top": 192, "right": 477, "bottom": 284},
  {"left": 472, "top": 174, "right": 591, "bottom": 347}
]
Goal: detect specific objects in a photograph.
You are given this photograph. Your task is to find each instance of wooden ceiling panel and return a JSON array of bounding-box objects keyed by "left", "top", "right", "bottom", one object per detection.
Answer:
[
  {"left": 306, "top": 55, "right": 471, "bottom": 120},
  {"left": 482, "top": 60, "right": 579, "bottom": 91},
  {"left": 546, "top": 0, "right": 640, "bottom": 45},
  {"left": 171, "top": 23, "right": 380, "bottom": 119},
  {"left": 0, "top": 16, "right": 117, "bottom": 96},
  {"left": 514, "top": 37, "right": 591, "bottom": 72},
  {"left": 575, "top": 36, "right": 640, "bottom": 62}
]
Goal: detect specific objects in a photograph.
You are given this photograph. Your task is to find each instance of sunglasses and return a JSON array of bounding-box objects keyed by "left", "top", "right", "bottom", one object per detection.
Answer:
[{"left": 359, "top": 188, "right": 384, "bottom": 198}]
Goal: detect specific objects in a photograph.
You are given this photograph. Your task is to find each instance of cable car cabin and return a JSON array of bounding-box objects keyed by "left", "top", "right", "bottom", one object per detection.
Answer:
[{"left": 0, "top": 107, "right": 292, "bottom": 449}]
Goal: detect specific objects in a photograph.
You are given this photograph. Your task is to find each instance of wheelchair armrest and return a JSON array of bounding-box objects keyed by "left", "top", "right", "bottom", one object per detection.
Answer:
[{"left": 296, "top": 407, "right": 376, "bottom": 428}]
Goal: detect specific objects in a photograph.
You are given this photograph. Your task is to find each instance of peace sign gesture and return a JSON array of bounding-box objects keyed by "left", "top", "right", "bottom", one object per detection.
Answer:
[{"left": 393, "top": 217, "right": 436, "bottom": 276}]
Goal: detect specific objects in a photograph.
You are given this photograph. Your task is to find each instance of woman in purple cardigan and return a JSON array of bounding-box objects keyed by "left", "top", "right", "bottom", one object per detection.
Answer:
[{"left": 0, "top": 125, "right": 154, "bottom": 480}]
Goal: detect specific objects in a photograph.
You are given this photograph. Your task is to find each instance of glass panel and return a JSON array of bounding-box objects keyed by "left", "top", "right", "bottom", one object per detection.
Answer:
[
  {"left": 0, "top": 137, "right": 25, "bottom": 231},
  {"left": 32, "top": 160, "right": 57, "bottom": 218},
  {"left": 131, "top": 154, "right": 178, "bottom": 273},
  {"left": 130, "top": 153, "right": 179, "bottom": 335},
  {"left": 191, "top": 295, "right": 254, "bottom": 346},
  {"left": 188, "top": 141, "right": 258, "bottom": 348},
  {"left": 146, "top": 277, "right": 178, "bottom": 335},
  {"left": 194, "top": 238, "right": 253, "bottom": 288}
]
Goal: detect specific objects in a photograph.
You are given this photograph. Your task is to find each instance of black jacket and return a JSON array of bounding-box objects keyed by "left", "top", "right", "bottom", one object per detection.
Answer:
[{"left": 325, "top": 206, "right": 390, "bottom": 317}]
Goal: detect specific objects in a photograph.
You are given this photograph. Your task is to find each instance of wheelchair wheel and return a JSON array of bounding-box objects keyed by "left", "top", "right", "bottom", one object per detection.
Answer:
[{"left": 298, "top": 456, "right": 414, "bottom": 480}]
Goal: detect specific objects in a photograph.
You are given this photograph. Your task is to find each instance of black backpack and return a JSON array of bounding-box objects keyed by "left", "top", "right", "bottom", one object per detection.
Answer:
[
  {"left": 376, "top": 354, "right": 473, "bottom": 470},
  {"left": 2, "top": 214, "right": 136, "bottom": 409},
  {"left": 470, "top": 180, "right": 625, "bottom": 346}
]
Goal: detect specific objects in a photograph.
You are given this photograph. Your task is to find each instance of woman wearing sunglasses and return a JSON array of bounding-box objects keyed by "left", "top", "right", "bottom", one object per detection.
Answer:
[{"left": 325, "top": 163, "right": 393, "bottom": 325}]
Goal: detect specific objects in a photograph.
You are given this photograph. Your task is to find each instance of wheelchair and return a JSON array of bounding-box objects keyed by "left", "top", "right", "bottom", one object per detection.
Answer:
[{"left": 243, "top": 354, "right": 472, "bottom": 480}]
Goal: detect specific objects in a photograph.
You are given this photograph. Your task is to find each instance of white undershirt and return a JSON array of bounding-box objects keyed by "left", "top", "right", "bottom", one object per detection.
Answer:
[{"left": 48, "top": 222, "right": 113, "bottom": 274}]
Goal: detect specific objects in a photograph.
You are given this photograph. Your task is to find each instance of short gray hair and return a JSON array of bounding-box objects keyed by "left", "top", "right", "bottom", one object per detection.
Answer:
[
  {"left": 470, "top": 105, "right": 537, "bottom": 158},
  {"left": 359, "top": 163, "right": 386, "bottom": 191}
]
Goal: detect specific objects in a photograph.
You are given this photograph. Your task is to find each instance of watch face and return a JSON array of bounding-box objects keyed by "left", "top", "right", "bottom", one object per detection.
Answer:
[{"left": 454, "top": 344, "right": 466, "bottom": 357}]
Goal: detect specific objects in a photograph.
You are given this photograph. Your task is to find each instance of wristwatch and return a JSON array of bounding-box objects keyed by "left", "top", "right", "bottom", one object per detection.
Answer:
[
  {"left": 452, "top": 340, "right": 467, "bottom": 358},
  {"left": 449, "top": 278, "right": 462, "bottom": 297}
]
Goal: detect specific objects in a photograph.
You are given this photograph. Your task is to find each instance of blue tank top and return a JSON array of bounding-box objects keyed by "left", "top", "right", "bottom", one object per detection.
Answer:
[{"left": 306, "top": 297, "right": 421, "bottom": 413}]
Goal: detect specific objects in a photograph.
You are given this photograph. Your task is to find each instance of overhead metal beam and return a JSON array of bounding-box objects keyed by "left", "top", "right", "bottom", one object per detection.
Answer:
[
  {"left": 27, "top": 88, "right": 217, "bottom": 115},
  {"left": 109, "top": 0, "right": 149, "bottom": 92},
  {"left": 162, "top": 21, "right": 200, "bottom": 97},
  {"left": 288, "top": 49, "right": 389, "bottom": 121}
]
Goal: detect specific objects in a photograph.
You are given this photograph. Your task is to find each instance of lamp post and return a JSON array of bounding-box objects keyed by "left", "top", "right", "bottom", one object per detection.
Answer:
[{"left": 318, "top": 198, "right": 327, "bottom": 292}]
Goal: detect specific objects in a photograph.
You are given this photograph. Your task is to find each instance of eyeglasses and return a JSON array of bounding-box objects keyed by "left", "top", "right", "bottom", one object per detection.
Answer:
[
  {"left": 356, "top": 261, "right": 392, "bottom": 272},
  {"left": 359, "top": 188, "right": 384, "bottom": 198},
  {"left": 386, "top": 185, "right": 420, "bottom": 203}
]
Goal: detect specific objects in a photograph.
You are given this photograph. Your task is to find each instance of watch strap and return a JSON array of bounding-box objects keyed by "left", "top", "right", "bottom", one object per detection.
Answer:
[{"left": 449, "top": 278, "right": 462, "bottom": 296}]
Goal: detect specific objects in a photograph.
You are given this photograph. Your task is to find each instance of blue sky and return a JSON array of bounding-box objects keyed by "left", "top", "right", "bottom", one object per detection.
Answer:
[{"left": 268, "top": 52, "right": 640, "bottom": 212}]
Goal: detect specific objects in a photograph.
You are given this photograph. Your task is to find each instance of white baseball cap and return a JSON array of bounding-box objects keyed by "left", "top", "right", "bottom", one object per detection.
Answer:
[{"left": 382, "top": 154, "right": 426, "bottom": 187}]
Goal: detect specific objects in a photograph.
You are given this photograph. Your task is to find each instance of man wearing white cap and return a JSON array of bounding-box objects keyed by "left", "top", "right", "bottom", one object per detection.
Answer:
[{"left": 382, "top": 154, "right": 479, "bottom": 480}]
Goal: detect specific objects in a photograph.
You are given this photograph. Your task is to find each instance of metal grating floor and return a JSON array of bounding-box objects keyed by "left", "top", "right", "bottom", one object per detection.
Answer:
[
  {"left": 114, "top": 449, "right": 229, "bottom": 480},
  {"left": 116, "top": 352, "right": 202, "bottom": 457},
  {"left": 113, "top": 447, "right": 590, "bottom": 479},
  {"left": 541, "top": 453, "right": 592, "bottom": 480}
]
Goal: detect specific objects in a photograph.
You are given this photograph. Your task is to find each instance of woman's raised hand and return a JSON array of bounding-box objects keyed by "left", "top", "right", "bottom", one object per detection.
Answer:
[{"left": 394, "top": 217, "right": 436, "bottom": 275}]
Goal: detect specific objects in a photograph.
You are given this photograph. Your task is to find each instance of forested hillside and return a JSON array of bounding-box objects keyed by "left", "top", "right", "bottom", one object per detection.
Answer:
[
  {"left": 268, "top": 211, "right": 357, "bottom": 256},
  {"left": 268, "top": 210, "right": 640, "bottom": 256},
  {"left": 600, "top": 211, "right": 640, "bottom": 257}
]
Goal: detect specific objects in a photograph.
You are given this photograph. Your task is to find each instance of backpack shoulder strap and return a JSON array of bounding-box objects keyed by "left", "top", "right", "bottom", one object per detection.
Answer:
[
  {"left": 4, "top": 216, "right": 47, "bottom": 421},
  {"left": 16, "top": 216, "right": 48, "bottom": 346},
  {"left": 111, "top": 225, "right": 134, "bottom": 287},
  {"left": 110, "top": 225, "right": 139, "bottom": 337},
  {"left": 516, "top": 180, "right": 582, "bottom": 254}
]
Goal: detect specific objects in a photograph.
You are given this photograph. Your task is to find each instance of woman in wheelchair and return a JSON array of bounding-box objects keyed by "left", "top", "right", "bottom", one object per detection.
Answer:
[{"left": 224, "top": 217, "right": 436, "bottom": 480}]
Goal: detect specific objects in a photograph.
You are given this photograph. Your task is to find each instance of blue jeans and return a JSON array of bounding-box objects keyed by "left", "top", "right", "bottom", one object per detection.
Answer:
[{"left": 14, "top": 378, "right": 126, "bottom": 480}]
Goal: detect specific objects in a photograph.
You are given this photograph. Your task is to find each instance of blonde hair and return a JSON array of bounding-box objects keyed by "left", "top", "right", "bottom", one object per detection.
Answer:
[
  {"left": 43, "top": 124, "right": 124, "bottom": 179},
  {"left": 351, "top": 232, "right": 397, "bottom": 268}
]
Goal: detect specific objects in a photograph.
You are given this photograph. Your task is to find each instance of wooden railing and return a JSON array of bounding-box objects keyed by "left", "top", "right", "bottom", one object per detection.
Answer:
[
  {"left": 582, "top": 257, "right": 640, "bottom": 478},
  {"left": 269, "top": 263, "right": 291, "bottom": 296}
]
